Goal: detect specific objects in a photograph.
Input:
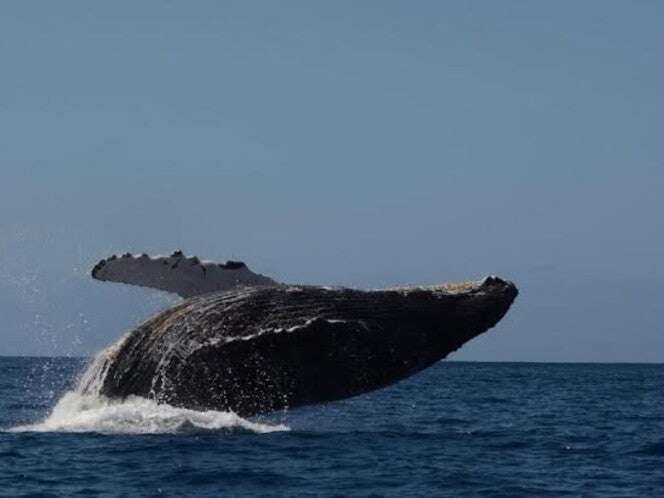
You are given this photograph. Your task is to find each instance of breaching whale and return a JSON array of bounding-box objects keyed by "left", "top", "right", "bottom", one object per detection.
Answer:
[{"left": 86, "top": 252, "right": 518, "bottom": 417}]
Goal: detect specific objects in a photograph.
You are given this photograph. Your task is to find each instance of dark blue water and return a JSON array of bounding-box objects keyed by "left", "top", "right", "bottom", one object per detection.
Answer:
[{"left": 2, "top": 358, "right": 664, "bottom": 497}]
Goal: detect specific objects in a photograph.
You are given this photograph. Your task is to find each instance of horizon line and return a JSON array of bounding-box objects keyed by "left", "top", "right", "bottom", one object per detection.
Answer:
[{"left": 1, "top": 355, "right": 662, "bottom": 366}]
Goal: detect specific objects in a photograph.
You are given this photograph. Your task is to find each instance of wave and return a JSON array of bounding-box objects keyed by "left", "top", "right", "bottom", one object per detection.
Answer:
[
  {"left": 631, "top": 441, "right": 664, "bottom": 457},
  {"left": 10, "top": 391, "right": 289, "bottom": 435}
]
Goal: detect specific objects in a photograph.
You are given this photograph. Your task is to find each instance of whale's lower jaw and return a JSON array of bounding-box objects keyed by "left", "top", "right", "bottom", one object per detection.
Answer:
[{"left": 94, "top": 278, "right": 518, "bottom": 417}]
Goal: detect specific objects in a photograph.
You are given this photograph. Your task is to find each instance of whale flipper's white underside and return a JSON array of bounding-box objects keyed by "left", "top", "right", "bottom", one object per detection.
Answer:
[{"left": 91, "top": 251, "right": 279, "bottom": 298}]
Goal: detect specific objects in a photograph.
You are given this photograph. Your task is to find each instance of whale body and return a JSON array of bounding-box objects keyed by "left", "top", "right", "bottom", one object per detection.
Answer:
[{"left": 86, "top": 252, "right": 518, "bottom": 416}]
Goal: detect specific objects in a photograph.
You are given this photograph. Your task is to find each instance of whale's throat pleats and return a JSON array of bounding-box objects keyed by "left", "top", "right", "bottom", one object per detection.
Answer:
[{"left": 91, "top": 251, "right": 280, "bottom": 298}]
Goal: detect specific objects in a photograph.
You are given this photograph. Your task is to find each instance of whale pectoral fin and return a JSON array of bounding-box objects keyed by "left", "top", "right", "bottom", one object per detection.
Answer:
[{"left": 91, "top": 251, "right": 280, "bottom": 298}]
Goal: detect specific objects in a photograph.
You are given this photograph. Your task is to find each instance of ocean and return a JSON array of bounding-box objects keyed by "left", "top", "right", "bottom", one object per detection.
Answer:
[{"left": 1, "top": 358, "right": 663, "bottom": 497}]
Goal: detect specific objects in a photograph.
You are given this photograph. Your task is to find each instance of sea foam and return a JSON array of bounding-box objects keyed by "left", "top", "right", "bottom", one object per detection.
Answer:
[
  {"left": 11, "top": 391, "right": 289, "bottom": 434},
  {"left": 11, "top": 334, "right": 289, "bottom": 435}
]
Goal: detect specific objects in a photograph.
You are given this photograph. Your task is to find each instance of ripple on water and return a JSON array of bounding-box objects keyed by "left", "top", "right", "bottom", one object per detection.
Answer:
[{"left": 2, "top": 359, "right": 664, "bottom": 497}]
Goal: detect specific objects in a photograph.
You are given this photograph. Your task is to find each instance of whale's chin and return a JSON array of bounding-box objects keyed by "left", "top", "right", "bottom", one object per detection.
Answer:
[{"left": 84, "top": 277, "right": 517, "bottom": 417}]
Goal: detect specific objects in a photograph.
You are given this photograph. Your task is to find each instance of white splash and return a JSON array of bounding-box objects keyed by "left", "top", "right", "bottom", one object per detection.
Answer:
[
  {"left": 11, "top": 392, "right": 288, "bottom": 434},
  {"left": 11, "top": 334, "right": 289, "bottom": 435},
  {"left": 77, "top": 332, "right": 131, "bottom": 395}
]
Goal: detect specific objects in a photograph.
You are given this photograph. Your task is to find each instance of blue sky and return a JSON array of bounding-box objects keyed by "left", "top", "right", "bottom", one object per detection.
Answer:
[{"left": 1, "top": 1, "right": 662, "bottom": 360}]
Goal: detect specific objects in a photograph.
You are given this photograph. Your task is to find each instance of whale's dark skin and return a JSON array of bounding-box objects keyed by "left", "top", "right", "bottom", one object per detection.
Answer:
[{"left": 88, "top": 273, "right": 518, "bottom": 417}]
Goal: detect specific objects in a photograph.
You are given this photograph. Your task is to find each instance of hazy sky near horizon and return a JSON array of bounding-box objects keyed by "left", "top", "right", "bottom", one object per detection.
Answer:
[{"left": 1, "top": 1, "right": 662, "bottom": 360}]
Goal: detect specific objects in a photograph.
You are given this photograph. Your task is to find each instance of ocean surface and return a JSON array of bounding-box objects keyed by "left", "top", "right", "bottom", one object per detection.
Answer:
[{"left": 1, "top": 358, "right": 663, "bottom": 497}]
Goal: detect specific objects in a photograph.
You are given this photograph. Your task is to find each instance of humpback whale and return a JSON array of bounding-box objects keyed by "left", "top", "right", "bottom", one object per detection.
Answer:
[{"left": 87, "top": 252, "right": 518, "bottom": 417}]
